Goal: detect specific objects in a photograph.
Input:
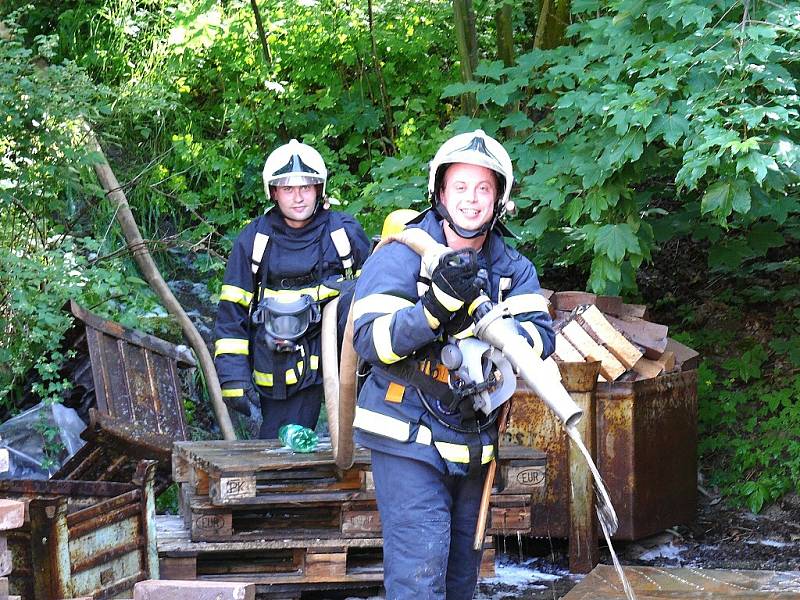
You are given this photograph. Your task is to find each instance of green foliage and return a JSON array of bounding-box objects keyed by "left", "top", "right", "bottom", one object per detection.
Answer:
[
  {"left": 0, "top": 13, "right": 166, "bottom": 411},
  {"left": 687, "top": 284, "right": 800, "bottom": 513},
  {"left": 435, "top": 1, "right": 800, "bottom": 293}
]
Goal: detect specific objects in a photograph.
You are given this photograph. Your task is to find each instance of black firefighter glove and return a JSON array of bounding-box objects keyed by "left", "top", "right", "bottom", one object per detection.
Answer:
[
  {"left": 222, "top": 380, "right": 260, "bottom": 416},
  {"left": 421, "top": 249, "right": 482, "bottom": 330}
]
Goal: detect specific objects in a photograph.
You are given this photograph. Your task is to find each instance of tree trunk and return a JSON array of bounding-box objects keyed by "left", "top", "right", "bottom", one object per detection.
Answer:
[
  {"left": 85, "top": 127, "right": 236, "bottom": 441},
  {"left": 534, "top": 0, "right": 571, "bottom": 50},
  {"left": 453, "top": 0, "right": 478, "bottom": 115},
  {"left": 367, "top": 0, "right": 395, "bottom": 150},
  {"left": 495, "top": 2, "right": 514, "bottom": 67}
]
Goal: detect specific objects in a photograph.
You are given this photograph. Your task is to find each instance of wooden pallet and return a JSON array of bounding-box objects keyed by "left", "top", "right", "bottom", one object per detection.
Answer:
[
  {"left": 185, "top": 493, "right": 528, "bottom": 543},
  {"left": 172, "top": 440, "right": 373, "bottom": 506},
  {"left": 157, "top": 515, "right": 496, "bottom": 593},
  {"left": 186, "top": 495, "right": 381, "bottom": 542}
]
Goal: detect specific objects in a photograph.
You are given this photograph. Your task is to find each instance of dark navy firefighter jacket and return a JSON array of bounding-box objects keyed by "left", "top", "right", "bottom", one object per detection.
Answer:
[
  {"left": 352, "top": 210, "right": 555, "bottom": 477},
  {"left": 214, "top": 208, "right": 370, "bottom": 399}
]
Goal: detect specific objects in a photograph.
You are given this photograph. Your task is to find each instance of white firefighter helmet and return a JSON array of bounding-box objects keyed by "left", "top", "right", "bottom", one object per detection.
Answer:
[
  {"left": 262, "top": 139, "right": 328, "bottom": 201},
  {"left": 427, "top": 129, "right": 514, "bottom": 238}
]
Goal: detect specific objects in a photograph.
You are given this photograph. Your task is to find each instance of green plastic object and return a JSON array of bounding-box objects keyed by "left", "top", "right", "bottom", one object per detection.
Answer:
[{"left": 278, "top": 424, "right": 319, "bottom": 453}]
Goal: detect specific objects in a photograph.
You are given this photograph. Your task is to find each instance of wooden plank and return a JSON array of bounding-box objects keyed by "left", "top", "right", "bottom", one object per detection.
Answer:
[
  {"left": 665, "top": 338, "right": 700, "bottom": 370},
  {"left": 488, "top": 506, "right": 530, "bottom": 532},
  {"left": 159, "top": 556, "right": 197, "bottom": 580},
  {"left": 561, "top": 321, "right": 626, "bottom": 381},
  {"left": 657, "top": 350, "right": 676, "bottom": 373},
  {"left": 616, "top": 302, "right": 648, "bottom": 319},
  {"left": 304, "top": 548, "right": 346, "bottom": 578},
  {"left": 632, "top": 357, "right": 664, "bottom": 380},
  {"left": 605, "top": 315, "right": 668, "bottom": 359},
  {"left": 210, "top": 475, "right": 257, "bottom": 504},
  {"left": 552, "top": 291, "right": 597, "bottom": 311},
  {"left": 340, "top": 504, "right": 382, "bottom": 537},
  {"left": 577, "top": 305, "right": 643, "bottom": 369},
  {"left": 554, "top": 333, "right": 585, "bottom": 363},
  {"left": 594, "top": 295, "right": 623, "bottom": 316},
  {"left": 191, "top": 513, "right": 233, "bottom": 541}
]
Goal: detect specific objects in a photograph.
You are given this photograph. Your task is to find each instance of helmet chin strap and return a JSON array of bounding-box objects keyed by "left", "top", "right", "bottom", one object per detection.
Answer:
[{"left": 434, "top": 201, "right": 496, "bottom": 240}]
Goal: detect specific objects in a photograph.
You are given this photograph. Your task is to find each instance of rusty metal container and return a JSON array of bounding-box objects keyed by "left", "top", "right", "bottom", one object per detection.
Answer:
[
  {"left": 0, "top": 460, "right": 158, "bottom": 599},
  {"left": 504, "top": 367, "right": 697, "bottom": 541}
]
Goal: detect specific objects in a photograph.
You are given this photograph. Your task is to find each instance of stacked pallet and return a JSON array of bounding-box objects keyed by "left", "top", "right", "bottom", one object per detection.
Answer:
[
  {"left": 544, "top": 290, "right": 699, "bottom": 382},
  {"left": 162, "top": 440, "right": 538, "bottom": 597}
]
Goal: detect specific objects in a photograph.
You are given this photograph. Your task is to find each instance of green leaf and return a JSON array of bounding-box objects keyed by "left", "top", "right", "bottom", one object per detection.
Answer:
[
  {"left": 500, "top": 111, "right": 535, "bottom": 132},
  {"left": 593, "top": 223, "right": 640, "bottom": 263},
  {"left": 700, "top": 181, "right": 731, "bottom": 216},
  {"left": 474, "top": 60, "right": 506, "bottom": 81},
  {"left": 736, "top": 152, "right": 776, "bottom": 184},
  {"left": 648, "top": 114, "right": 690, "bottom": 147}
]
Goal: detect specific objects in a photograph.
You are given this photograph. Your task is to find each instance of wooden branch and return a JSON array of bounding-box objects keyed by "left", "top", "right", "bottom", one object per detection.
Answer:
[{"left": 85, "top": 127, "right": 235, "bottom": 441}]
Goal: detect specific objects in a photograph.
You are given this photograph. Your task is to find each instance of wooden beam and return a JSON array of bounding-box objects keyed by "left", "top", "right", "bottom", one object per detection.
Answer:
[
  {"left": 577, "top": 306, "right": 643, "bottom": 369},
  {"left": 562, "top": 321, "right": 626, "bottom": 381}
]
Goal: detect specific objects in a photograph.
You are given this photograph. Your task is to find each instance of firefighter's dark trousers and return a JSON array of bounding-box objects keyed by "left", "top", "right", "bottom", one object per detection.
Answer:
[{"left": 371, "top": 449, "right": 486, "bottom": 600}]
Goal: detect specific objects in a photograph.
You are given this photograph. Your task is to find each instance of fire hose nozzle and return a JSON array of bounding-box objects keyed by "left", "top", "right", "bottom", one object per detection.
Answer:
[{"left": 473, "top": 303, "right": 583, "bottom": 429}]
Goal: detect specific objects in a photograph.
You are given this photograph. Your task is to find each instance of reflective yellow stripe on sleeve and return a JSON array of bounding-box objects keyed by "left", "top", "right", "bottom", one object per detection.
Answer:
[
  {"left": 433, "top": 441, "right": 495, "bottom": 465},
  {"left": 352, "top": 294, "right": 414, "bottom": 320},
  {"left": 214, "top": 338, "right": 249, "bottom": 358},
  {"left": 352, "top": 406, "right": 410, "bottom": 441},
  {"left": 520, "top": 321, "right": 545, "bottom": 358},
  {"left": 372, "top": 313, "right": 405, "bottom": 364},
  {"left": 502, "top": 293, "right": 550, "bottom": 316},
  {"left": 222, "top": 388, "right": 244, "bottom": 397},
  {"left": 220, "top": 285, "right": 253, "bottom": 308}
]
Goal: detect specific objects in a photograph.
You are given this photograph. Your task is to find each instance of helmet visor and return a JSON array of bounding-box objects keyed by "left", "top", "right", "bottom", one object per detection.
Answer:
[{"left": 271, "top": 175, "right": 324, "bottom": 187}]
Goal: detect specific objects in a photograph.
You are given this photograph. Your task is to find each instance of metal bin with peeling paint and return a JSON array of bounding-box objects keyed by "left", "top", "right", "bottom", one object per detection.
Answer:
[{"left": 503, "top": 368, "right": 697, "bottom": 541}]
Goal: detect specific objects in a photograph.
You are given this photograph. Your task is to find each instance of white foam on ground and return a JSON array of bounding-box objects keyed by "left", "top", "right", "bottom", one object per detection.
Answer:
[
  {"left": 746, "top": 538, "right": 793, "bottom": 548},
  {"left": 638, "top": 541, "right": 687, "bottom": 561},
  {"left": 481, "top": 557, "right": 569, "bottom": 588}
]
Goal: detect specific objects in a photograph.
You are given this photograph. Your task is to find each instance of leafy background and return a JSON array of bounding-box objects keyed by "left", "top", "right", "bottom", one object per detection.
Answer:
[{"left": 1, "top": 0, "right": 799, "bottom": 512}]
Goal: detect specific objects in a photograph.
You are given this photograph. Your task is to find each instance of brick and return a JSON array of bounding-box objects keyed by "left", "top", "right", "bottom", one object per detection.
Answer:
[
  {"left": 0, "top": 501, "right": 23, "bottom": 531},
  {"left": 134, "top": 580, "right": 255, "bottom": 600}
]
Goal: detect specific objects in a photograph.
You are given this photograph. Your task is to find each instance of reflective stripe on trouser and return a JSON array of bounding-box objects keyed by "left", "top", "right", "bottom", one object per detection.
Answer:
[
  {"left": 259, "top": 384, "right": 323, "bottom": 439},
  {"left": 371, "top": 449, "right": 485, "bottom": 600},
  {"left": 353, "top": 406, "right": 495, "bottom": 465}
]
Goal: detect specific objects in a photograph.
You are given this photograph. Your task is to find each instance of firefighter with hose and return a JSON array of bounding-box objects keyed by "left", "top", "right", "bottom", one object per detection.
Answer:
[{"left": 351, "top": 130, "right": 556, "bottom": 598}]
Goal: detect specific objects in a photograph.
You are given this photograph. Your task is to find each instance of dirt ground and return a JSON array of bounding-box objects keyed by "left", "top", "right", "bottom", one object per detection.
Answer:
[{"left": 472, "top": 491, "right": 800, "bottom": 599}]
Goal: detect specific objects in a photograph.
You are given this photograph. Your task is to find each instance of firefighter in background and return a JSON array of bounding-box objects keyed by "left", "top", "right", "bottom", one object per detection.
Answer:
[
  {"left": 351, "top": 130, "right": 555, "bottom": 599},
  {"left": 214, "top": 140, "right": 370, "bottom": 438}
]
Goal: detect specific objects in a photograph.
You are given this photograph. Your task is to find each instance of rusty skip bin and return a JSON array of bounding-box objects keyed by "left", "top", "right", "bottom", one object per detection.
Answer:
[
  {"left": 1, "top": 460, "right": 158, "bottom": 599},
  {"left": 505, "top": 368, "right": 697, "bottom": 541}
]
